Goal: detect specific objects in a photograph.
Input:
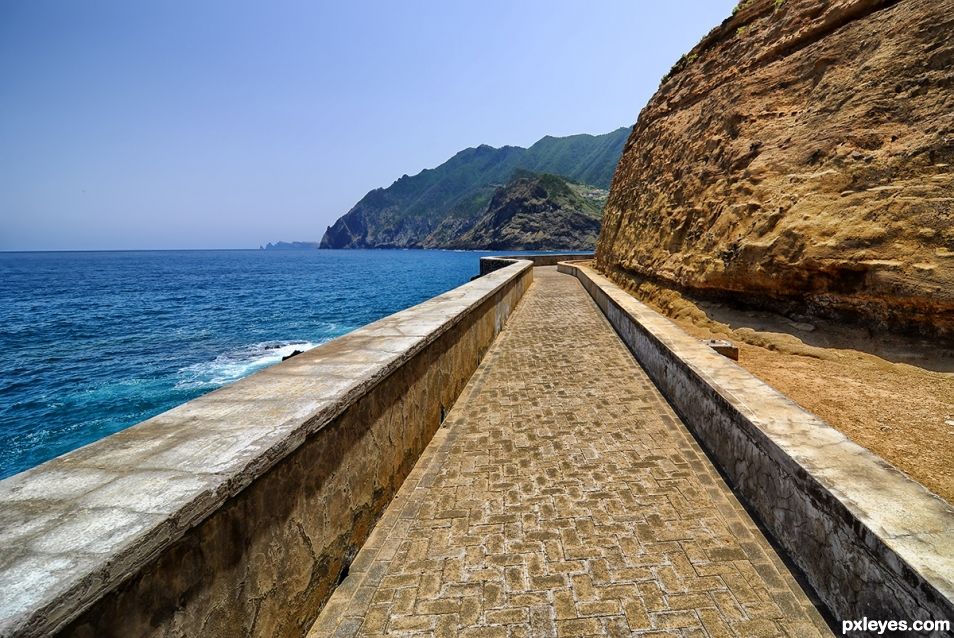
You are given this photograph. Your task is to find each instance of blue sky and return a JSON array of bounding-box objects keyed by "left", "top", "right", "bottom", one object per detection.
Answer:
[{"left": 0, "top": 0, "right": 735, "bottom": 250}]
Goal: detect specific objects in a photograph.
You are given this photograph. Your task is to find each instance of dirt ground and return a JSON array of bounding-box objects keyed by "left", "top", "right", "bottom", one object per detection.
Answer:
[{"left": 609, "top": 276, "right": 954, "bottom": 504}]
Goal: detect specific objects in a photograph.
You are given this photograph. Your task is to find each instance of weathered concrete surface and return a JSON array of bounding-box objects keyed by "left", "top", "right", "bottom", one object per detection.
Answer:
[
  {"left": 0, "top": 261, "right": 532, "bottom": 638},
  {"left": 558, "top": 261, "right": 954, "bottom": 625},
  {"left": 479, "top": 253, "right": 593, "bottom": 277},
  {"left": 309, "top": 268, "right": 831, "bottom": 637}
]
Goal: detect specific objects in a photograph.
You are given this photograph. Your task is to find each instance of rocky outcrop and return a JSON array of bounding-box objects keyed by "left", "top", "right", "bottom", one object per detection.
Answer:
[
  {"left": 446, "top": 172, "right": 605, "bottom": 250},
  {"left": 596, "top": 0, "right": 953, "bottom": 339},
  {"left": 262, "top": 241, "right": 320, "bottom": 250}
]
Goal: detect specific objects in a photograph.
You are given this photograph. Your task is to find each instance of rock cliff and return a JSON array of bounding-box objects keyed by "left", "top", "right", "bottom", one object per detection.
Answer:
[
  {"left": 596, "top": 0, "right": 953, "bottom": 339},
  {"left": 446, "top": 172, "right": 605, "bottom": 250}
]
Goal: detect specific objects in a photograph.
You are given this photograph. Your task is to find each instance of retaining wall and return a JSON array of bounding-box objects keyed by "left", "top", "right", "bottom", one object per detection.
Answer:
[
  {"left": 478, "top": 253, "right": 593, "bottom": 276},
  {"left": 559, "top": 260, "right": 954, "bottom": 625},
  {"left": 0, "top": 260, "right": 533, "bottom": 638}
]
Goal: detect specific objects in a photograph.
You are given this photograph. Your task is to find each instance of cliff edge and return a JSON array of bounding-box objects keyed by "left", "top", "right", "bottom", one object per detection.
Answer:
[{"left": 596, "top": 0, "right": 953, "bottom": 339}]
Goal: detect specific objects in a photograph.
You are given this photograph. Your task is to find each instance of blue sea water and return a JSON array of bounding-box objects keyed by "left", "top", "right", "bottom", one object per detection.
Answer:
[{"left": 0, "top": 249, "right": 544, "bottom": 479}]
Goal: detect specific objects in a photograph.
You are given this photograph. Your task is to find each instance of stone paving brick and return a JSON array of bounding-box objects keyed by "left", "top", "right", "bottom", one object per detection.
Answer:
[{"left": 308, "top": 268, "right": 832, "bottom": 637}]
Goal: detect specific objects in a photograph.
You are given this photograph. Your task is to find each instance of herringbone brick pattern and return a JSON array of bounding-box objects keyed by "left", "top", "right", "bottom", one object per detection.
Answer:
[{"left": 308, "top": 268, "right": 831, "bottom": 638}]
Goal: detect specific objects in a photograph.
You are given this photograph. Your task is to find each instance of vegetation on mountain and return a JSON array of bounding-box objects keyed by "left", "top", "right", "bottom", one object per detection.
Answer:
[{"left": 446, "top": 171, "right": 606, "bottom": 250}]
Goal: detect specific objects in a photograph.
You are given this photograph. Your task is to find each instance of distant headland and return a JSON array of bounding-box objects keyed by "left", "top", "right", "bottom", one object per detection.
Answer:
[{"left": 261, "top": 241, "right": 321, "bottom": 250}]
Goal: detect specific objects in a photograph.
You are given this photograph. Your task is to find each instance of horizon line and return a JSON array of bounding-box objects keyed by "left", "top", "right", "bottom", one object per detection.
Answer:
[{"left": 0, "top": 247, "right": 571, "bottom": 254}]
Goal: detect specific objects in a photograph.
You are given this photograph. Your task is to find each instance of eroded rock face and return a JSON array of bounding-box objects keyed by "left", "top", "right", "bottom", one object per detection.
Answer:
[
  {"left": 446, "top": 172, "right": 605, "bottom": 250},
  {"left": 596, "top": 0, "right": 953, "bottom": 339}
]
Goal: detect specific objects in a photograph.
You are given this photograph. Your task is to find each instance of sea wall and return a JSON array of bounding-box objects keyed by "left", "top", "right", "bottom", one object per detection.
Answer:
[
  {"left": 479, "top": 253, "right": 594, "bottom": 276},
  {"left": 0, "top": 260, "right": 533, "bottom": 638},
  {"left": 558, "top": 260, "right": 954, "bottom": 624}
]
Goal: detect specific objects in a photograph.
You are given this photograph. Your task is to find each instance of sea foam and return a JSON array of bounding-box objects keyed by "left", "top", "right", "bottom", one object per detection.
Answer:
[{"left": 175, "top": 341, "right": 319, "bottom": 390}]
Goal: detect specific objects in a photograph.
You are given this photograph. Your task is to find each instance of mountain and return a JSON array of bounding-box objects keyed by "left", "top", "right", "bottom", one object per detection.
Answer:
[
  {"left": 446, "top": 171, "right": 606, "bottom": 251},
  {"left": 596, "top": 0, "right": 953, "bottom": 339},
  {"left": 320, "top": 127, "right": 629, "bottom": 249}
]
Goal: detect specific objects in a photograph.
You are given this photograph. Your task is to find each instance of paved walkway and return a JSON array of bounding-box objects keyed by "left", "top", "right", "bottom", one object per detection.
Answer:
[{"left": 309, "top": 268, "right": 831, "bottom": 638}]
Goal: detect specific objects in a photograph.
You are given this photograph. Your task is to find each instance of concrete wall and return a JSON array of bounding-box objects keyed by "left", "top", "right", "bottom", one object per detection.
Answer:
[
  {"left": 0, "top": 261, "right": 533, "bottom": 638},
  {"left": 558, "top": 261, "right": 954, "bottom": 625},
  {"left": 479, "top": 253, "right": 593, "bottom": 276}
]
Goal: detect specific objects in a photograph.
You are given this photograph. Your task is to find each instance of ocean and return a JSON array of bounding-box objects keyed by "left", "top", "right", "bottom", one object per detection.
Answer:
[{"left": 0, "top": 249, "right": 544, "bottom": 479}]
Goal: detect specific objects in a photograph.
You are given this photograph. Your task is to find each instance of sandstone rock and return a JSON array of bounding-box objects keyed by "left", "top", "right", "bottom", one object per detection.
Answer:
[{"left": 596, "top": 0, "right": 953, "bottom": 339}]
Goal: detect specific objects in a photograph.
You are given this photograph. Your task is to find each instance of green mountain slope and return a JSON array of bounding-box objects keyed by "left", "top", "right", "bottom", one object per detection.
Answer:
[
  {"left": 517, "top": 131, "right": 629, "bottom": 188},
  {"left": 446, "top": 171, "right": 606, "bottom": 250},
  {"left": 320, "top": 126, "right": 629, "bottom": 249}
]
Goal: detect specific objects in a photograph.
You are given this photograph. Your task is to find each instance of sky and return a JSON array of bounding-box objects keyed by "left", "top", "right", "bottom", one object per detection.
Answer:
[{"left": 0, "top": 0, "right": 736, "bottom": 251}]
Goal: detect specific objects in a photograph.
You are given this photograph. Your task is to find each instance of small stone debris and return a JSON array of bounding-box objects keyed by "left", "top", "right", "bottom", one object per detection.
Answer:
[{"left": 702, "top": 339, "right": 739, "bottom": 360}]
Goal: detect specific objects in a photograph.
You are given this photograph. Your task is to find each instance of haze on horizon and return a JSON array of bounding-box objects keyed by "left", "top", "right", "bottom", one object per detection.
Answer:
[{"left": 0, "top": 0, "right": 736, "bottom": 251}]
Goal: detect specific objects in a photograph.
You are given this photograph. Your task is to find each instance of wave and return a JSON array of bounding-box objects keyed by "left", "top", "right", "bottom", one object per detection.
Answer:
[{"left": 175, "top": 340, "right": 319, "bottom": 390}]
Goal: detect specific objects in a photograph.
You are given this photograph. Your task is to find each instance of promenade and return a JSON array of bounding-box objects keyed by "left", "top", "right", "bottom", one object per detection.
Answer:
[{"left": 309, "top": 268, "right": 831, "bottom": 637}]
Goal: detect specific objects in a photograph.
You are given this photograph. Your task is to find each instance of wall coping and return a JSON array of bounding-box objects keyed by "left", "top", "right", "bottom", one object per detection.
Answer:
[
  {"left": 479, "top": 253, "right": 594, "bottom": 276},
  {"left": 0, "top": 259, "right": 532, "bottom": 637},
  {"left": 558, "top": 260, "right": 954, "bottom": 617}
]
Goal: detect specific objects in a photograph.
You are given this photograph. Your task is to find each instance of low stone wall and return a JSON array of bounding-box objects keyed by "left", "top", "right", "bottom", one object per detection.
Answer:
[
  {"left": 0, "top": 260, "right": 533, "bottom": 638},
  {"left": 479, "top": 253, "right": 593, "bottom": 276},
  {"left": 558, "top": 261, "right": 954, "bottom": 624}
]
